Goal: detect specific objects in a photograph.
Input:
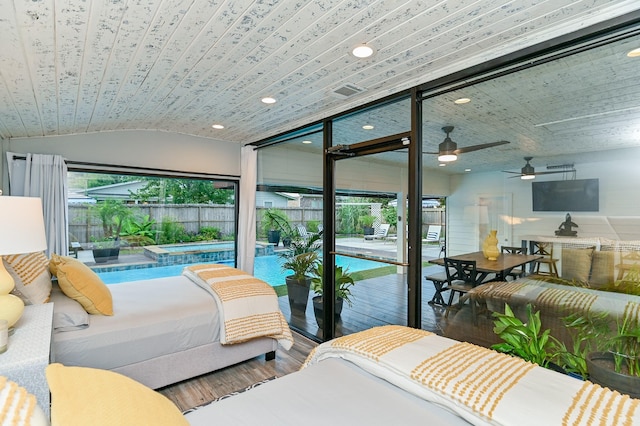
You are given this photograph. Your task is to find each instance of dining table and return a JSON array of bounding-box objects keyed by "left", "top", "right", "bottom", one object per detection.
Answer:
[{"left": 431, "top": 251, "right": 543, "bottom": 286}]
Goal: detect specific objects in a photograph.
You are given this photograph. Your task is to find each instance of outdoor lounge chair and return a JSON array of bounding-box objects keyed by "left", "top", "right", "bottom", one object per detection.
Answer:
[
  {"left": 296, "top": 224, "right": 310, "bottom": 242},
  {"left": 423, "top": 225, "right": 441, "bottom": 243},
  {"left": 365, "top": 223, "right": 390, "bottom": 241}
]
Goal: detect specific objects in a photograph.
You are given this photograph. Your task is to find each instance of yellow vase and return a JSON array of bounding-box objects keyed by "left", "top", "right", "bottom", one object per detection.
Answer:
[{"left": 483, "top": 230, "right": 500, "bottom": 260}]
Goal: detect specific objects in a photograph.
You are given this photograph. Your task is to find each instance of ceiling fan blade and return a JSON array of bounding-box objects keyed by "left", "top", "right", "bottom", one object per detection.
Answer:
[
  {"left": 423, "top": 151, "right": 439, "bottom": 155},
  {"left": 454, "top": 140, "right": 510, "bottom": 154}
]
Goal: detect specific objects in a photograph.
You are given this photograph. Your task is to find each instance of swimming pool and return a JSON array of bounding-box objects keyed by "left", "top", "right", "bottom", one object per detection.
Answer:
[
  {"left": 143, "top": 241, "right": 273, "bottom": 266},
  {"left": 98, "top": 255, "right": 388, "bottom": 286}
]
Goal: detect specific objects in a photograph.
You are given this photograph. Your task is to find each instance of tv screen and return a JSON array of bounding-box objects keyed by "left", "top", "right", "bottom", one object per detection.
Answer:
[{"left": 532, "top": 179, "right": 599, "bottom": 212}]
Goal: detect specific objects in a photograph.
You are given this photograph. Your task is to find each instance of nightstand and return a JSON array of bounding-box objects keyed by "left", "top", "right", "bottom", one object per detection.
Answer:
[{"left": 0, "top": 303, "right": 53, "bottom": 418}]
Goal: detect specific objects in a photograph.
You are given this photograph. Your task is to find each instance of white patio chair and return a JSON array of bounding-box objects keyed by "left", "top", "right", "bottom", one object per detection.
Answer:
[
  {"left": 296, "top": 224, "right": 310, "bottom": 242},
  {"left": 366, "top": 223, "right": 390, "bottom": 241},
  {"left": 423, "top": 225, "right": 442, "bottom": 243}
]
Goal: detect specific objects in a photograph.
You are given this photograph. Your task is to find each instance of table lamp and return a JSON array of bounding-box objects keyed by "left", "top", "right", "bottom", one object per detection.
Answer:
[{"left": 0, "top": 196, "right": 47, "bottom": 328}]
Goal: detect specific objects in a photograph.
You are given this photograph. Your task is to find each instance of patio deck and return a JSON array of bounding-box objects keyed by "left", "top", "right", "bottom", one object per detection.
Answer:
[{"left": 279, "top": 262, "right": 451, "bottom": 340}]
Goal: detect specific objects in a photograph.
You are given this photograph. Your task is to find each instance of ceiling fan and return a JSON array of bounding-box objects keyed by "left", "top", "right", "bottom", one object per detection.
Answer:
[
  {"left": 504, "top": 157, "right": 576, "bottom": 180},
  {"left": 424, "top": 126, "right": 510, "bottom": 162}
]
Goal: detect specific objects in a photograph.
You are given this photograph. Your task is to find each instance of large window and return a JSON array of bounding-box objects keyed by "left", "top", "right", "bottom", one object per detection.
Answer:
[{"left": 68, "top": 171, "right": 238, "bottom": 281}]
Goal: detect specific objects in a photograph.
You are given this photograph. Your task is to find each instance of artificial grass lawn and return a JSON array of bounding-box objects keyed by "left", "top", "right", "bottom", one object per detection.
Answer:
[{"left": 273, "top": 265, "right": 398, "bottom": 297}]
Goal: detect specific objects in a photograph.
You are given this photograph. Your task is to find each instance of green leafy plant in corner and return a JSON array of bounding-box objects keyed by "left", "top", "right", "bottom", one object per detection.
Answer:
[
  {"left": 491, "top": 303, "right": 560, "bottom": 368},
  {"left": 358, "top": 214, "right": 375, "bottom": 229},
  {"left": 554, "top": 311, "right": 610, "bottom": 379},
  {"left": 311, "top": 264, "right": 355, "bottom": 307},
  {"left": 261, "top": 208, "right": 290, "bottom": 232},
  {"left": 281, "top": 252, "right": 319, "bottom": 282}
]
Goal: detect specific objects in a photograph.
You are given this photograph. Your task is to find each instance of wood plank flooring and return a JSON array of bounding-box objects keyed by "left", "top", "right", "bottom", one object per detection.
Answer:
[
  {"left": 281, "top": 266, "right": 448, "bottom": 340},
  {"left": 158, "top": 331, "right": 317, "bottom": 412}
]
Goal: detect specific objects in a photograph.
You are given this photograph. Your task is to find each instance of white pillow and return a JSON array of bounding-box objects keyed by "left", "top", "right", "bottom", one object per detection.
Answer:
[
  {"left": 50, "top": 283, "right": 90, "bottom": 332},
  {"left": 5, "top": 251, "right": 52, "bottom": 305}
]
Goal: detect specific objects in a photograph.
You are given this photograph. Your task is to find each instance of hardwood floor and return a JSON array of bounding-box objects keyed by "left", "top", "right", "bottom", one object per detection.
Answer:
[{"left": 158, "top": 331, "right": 317, "bottom": 412}]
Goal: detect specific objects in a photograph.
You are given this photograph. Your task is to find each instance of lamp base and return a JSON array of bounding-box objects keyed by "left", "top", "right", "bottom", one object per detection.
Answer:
[{"left": 0, "top": 294, "right": 25, "bottom": 328}]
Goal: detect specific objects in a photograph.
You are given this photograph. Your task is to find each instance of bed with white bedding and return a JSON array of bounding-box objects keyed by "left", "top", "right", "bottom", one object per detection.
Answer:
[
  {"left": 51, "top": 264, "right": 292, "bottom": 389},
  {"left": 183, "top": 325, "right": 640, "bottom": 426}
]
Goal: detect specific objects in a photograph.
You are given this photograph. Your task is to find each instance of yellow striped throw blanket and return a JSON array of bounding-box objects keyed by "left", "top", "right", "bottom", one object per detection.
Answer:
[
  {"left": 304, "top": 325, "right": 640, "bottom": 425},
  {"left": 183, "top": 264, "right": 293, "bottom": 350}
]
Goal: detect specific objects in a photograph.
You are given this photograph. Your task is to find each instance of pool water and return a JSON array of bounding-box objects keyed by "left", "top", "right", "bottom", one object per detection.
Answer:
[{"left": 98, "top": 254, "right": 387, "bottom": 286}]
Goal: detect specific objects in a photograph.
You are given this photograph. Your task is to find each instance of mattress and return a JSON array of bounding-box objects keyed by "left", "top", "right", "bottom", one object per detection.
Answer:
[
  {"left": 184, "top": 357, "right": 471, "bottom": 425},
  {"left": 52, "top": 275, "right": 220, "bottom": 370}
]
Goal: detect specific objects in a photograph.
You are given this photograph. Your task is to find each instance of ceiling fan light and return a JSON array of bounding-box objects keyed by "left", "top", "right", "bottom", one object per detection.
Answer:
[
  {"left": 521, "top": 174, "right": 535, "bottom": 180},
  {"left": 438, "top": 138, "right": 457, "bottom": 162},
  {"left": 438, "top": 153, "right": 457, "bottom": 162}
]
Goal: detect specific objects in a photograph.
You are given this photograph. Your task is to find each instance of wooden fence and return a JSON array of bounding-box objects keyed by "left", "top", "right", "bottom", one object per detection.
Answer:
[{"left": 68, "top": 205, "right": 444, "bottom": 244}]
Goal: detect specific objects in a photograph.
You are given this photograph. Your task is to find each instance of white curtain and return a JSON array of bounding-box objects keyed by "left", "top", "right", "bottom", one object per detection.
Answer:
[
  {"left": 237, "top": 145, "right": 257, "bottom": 274},
  {"left": 6, "top": 152, "right": 68, "bottom": 257}
]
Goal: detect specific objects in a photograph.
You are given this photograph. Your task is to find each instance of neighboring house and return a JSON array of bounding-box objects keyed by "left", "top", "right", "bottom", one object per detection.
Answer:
[
  {"left": 84, "top": 181, "right": 153, "bottom": 203},
  {"left": 255, "top": 191, "right": 296, "bottom": 208},
  {"left": 298, "top": 194, "right": 323, "bottom": 209}
]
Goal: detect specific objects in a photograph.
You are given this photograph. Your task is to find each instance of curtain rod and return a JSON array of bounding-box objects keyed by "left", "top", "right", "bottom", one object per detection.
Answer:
[{"left": 11, "top": 155, "right": 240, "bottom": 181}]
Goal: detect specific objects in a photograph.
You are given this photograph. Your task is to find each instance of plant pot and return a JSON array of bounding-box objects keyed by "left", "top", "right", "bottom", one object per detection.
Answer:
[
  {"left": 285, "top": 276, "right": 311, "bottom": 313},
  {"left": 92, "top": 247, "right": 120, "bottom": 263},
  {"left": 267, "top": 230, "right": 281, "bottom": 246},
  {"left": 363, "top": 226, "right": 374, "bottom": 236},
  {"left": 312, "top": 295, "right": 343, "bottom": 327},
  {"left": 282, "top": 236, "right": 292, "bottom": 247},
  {"left": 586, "top": 352, "right": 640, "bottom": 398}
]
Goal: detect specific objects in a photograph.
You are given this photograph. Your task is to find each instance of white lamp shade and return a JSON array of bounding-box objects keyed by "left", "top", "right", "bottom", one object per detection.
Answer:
[{"left": 0, "top": 196, "right": 47, "bottom": 255}]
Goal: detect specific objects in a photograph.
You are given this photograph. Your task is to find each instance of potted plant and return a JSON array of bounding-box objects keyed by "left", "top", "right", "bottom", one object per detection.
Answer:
[
  {"left": 358, "top": 214, "right": 375, "bottom": 236},
  {"left": 261, "top": 208, "right": 290, "bottom": 246},
  {"left": 278, "top": 231, "right": 322, "bottom": 313},
  {"left": 311, "top": 263, "right": 355, "bottom": 327},
  {"left": 90, "top": 201, "right": 131, "bottom": 263},
  {"left": 563, "top": 313, "right": 640, "bottom": 397},
  {"left": 491, "top": 303, "right": 560, "bottom": 369}
]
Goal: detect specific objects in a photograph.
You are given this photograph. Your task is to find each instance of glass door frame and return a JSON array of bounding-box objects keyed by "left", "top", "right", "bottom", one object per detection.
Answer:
[{"left": 321, "top": 89, "right": 424, "bottom": 340}]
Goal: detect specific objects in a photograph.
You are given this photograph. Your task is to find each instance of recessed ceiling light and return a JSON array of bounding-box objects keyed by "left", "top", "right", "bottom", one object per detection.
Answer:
[
  {"left": 211, "top": 124, "right": 224, "bottom": 129},
  {"left": 302, "top": 140, "right": 312, "bottom": 144},
  {"left": 465, "top": 168, "right": 471, "bottom": 172},
  {"left": 362, "top": 124, "right": 374, "bottom": 130},
  {"left": 261, "top": 97, "right": 276, "bottom": 104},
  {"left": 438, "top": 163, "right": 446, "bottom": 167},
  {"left": 627, "top": 48, "right": 640, "bottom": 58},
  {"left": 454, "top": 98, "right": 471, "bottom": 104},
  {"left": 352, "top": 44, "right": 375, "bottom": 58}
]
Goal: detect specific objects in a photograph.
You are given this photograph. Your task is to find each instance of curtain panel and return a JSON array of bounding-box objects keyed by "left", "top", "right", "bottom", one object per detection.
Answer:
[
  {"left": 6, "top": 152, "right": 68, "bottom": 257},
  {"left": 238, "top": 146, "right": 257, "bottom": 274}
]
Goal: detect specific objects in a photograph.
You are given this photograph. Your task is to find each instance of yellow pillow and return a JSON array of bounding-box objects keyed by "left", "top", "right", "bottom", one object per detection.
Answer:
[
  {"left": 46, "top": 364, "right": 188, "bottom": 426},
  {"left": 52, "top": 254, "right": 113, "bottom": 315}
]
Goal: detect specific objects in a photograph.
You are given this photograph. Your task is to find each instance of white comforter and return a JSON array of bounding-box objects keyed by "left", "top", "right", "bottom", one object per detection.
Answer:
[{"left": 52, "top": 276, "right": 219, "bottom": 370}]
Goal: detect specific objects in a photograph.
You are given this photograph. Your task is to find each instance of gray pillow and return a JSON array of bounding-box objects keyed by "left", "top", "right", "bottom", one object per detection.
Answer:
[{"left": 50, "top": 283, "right": 90, "bottom": 332}]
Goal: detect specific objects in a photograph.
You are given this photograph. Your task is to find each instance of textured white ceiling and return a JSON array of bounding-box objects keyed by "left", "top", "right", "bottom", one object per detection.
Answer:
[{"left": 1, "top": 0, "right": 639, "bottom": 173}]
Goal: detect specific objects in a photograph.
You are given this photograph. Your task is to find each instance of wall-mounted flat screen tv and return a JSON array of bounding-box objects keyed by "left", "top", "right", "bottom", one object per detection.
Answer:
[{"left": 532, "top": 179, "right": 599, "bottom": 212}]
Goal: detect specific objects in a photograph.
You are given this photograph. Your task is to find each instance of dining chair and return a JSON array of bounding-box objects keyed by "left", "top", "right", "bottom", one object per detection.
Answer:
[
  {"left": 443, "top": 258, "right": 478, "bottom": 318},
  {"left": 425, "top": 267, "right": 451, "bottom": 307},
  {"left": 500, "top": 246, "right": 528, "bottom": 280},
  {"left": 531, "top": 242, "right": 559, "bottom": 277}
]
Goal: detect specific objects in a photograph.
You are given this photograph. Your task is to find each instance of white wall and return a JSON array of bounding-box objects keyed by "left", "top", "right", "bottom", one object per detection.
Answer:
[
  {"left": 447, "top": 147, "right": 640, "bottom": 255},
  {"left": 1, "top": 130, "right": 241, "bottom": 193}
]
